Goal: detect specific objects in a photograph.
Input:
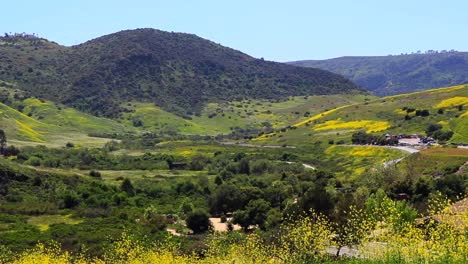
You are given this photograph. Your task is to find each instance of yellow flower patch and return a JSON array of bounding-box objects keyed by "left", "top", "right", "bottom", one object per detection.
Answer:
[
  {"left": 15, "top": 119, "right": 44, "bottom": 142},
  {"left": 435, "top": 96, "right": 468, "bottom": 108},
  {"left": 345, "top": 146, "right": 385, "bottom": 156},
  {"left": 313, "top": 119, "right": 390, "bottom": 133},
  {"left": 293, "top": 104, "right": 354, "bottom": 127},
  {"left": 179, "top": 150, "right": 194, "bottom": 156},
  {"left": 394, "top": 108, "right": 407, "bottom": 115},
  {"left": 438, "top": 120, "right": 449, "bottom": 126}
]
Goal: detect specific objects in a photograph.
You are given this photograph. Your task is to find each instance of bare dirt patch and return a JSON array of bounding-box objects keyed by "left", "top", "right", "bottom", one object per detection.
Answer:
[{"left": 210, "top": 217, "right": 241, "bottom": 232}]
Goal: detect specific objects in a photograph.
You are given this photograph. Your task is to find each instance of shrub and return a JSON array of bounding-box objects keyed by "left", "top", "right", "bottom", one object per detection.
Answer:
[
  {"left": 25, "top": 157, "right": 41, "bottom": 166},
  {"left": 89, "top": 170, "right": 102, "bottom": 179},
  {"left": 186, "top": 209, "right": 212, "bottom": 234}
]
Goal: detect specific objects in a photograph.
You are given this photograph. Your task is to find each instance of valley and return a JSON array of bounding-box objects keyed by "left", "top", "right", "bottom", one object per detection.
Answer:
[{"left": 0, "top": 30, "right": 467, "bottom": 263}]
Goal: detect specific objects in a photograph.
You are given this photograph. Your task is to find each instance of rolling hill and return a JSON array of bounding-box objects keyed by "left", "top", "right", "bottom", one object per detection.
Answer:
[
  {"left": 254, "top": 84, "right": 468, "bottom": 145},
  {"left": 0, "top": 83, "right": 133, "bottom": 146},
  {"left": 0, "top": 29, "right": 363, "bottom": 118},
  {"left": 0, "top": 79, "right": 370, "bottom": 142},
  {"left": 290, "top": 52, "right": 468, "bottom": 96}
]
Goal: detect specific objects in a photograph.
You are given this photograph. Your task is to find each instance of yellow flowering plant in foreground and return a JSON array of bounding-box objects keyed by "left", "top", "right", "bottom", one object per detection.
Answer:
[{"left": 4, "top": 195, "right": 467, "bottom": 264}]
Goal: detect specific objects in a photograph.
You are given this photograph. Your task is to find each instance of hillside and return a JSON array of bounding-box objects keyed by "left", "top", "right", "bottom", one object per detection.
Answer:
[
  {"left": 0, "top": 29, "right": 363, "bottom": 117},
  {"left": 0, "top": 83, "right": 132, "bottom": 146},
  {"left": 255, "top": 85, "right": 468, "bottom": 145},
  {"left": 290, "top": 52, "right": 468, "bottom": 96},
  {"left": 118, "top": 94, "right": 371, "bottom": 135}
]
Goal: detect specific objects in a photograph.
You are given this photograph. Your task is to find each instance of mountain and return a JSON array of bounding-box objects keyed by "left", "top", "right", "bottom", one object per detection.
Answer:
[
  {"left": 0, "top": 29, "right": 362, "bottom": 118},
  {"left": 290, "top": 52, "right": 468, "bottom": 96}
]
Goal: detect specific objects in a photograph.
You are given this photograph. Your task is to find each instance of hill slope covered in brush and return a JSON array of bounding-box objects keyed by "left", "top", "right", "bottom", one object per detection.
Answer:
[
  {"left": 0, "top": 29, "right": 362, "bottom": 117},
  {"left": 290, "top": 52, "right": 468, "bottom": 96}
]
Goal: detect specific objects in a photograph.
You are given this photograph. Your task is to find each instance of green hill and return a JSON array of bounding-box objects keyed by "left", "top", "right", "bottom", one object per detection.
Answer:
[
  {"left": 118, "top": 94, "right": 371, "bottom": 135},
  {"left": 255, "top": 85, "right": 468, "bottom": 145},
  {"left": 0, "top": 84, "right": 133, "bottom": 146},
  {"left": 0, "top": 29, "right": 363, "bottom": 118},
  {"left": 0, "top": 80, "right": 369, "bottom": 144},
  {"left": 290, "top": 52, "right": 468, "bottom": 96}
]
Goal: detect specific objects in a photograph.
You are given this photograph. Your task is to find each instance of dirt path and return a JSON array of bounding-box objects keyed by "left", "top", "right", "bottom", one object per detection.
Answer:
[
  {"left": 389, "top": 146, "right": 420, "bottom": 154},
  {"left": 285, "top": 161, "right": 316, "bottom": 170}
]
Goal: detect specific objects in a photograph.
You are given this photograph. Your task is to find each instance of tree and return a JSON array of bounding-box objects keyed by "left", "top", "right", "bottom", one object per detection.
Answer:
[
  {"left": 132, "top": 119, "right": 143, "bottom": 127},
  {"left": 62, "top": 192, "right": 80, "bottom": 209},
  {"left": 425, "top": 123, "right": 453, "bottom": 141},
  {"left": 232, "top": 210, "right": 250, "bottom": 231},
  {"left": 232, "top": 199, "right": 271, "bottom": 230},
  {"left": 432, "top": 130, "right": 453, "bottom": 141},
  {"left": 1, "top": 145, "right": 19, "bottom": 157},
  {"left": 89, "top": 170, "right": 102, "bottom": 179},
  {"left": 238, "top": 158, "right": 250, "bottom": 175},
  {"left": 186, "top": 209, "right": 212, "bottom": 234},
  {"left": 211, "top": 184, "right": 246, "bottom": 213},
  {"left": 179, "top": 198, "right": 194, "bottom": 216},
  {"left": 214, "top": 175, "right": 223, "bottom": 185},
  {"left": 165, "top": 155, "right": 175, "bottom": 170},
  {"left": 121, "top": 178, "right": 135, "bottom": 196},
  {"left": 0, "top": 129, "right": 6, "bottom": 154},
  {"left": 189, "top": 154, "right": 208, "bottom": 170},
  {"left": 143, "top": 205, "right": 168, "bottom": 232},
  {"left": 425, "top": 124, "right": 442, "bottom": 136}
]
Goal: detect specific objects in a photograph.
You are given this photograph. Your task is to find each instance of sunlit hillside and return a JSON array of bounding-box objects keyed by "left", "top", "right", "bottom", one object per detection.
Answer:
[{"left": 255, "top": 85, "right": 468, "bottom": 145}]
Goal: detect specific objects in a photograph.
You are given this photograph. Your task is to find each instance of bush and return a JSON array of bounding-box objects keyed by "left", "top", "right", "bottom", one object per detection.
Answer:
[
  {"left": 220, "top": 213, "right": 227, "bottom": 223},
  {"left": 186, "top": 209, "right": 212, "bottom": 234},
  {"left": 1, "top": 145, "right": 20, "bottom": 157},
  {"left": 25, "top": 157, "right": 41, "bottom": 166},
  {"left": 89, "top": 170, "right": 102, "bottom": 179},
  {"left": 121, "top": 179, "right": 135, "bottom": 196},
  {"left": 132, "top": 119, "right": 143, "bottom": 127}
]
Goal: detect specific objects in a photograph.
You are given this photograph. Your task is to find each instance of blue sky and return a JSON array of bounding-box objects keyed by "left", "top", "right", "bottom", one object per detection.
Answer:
[{"left": 2, "top": 0, "right": 467, "bottom": 61}]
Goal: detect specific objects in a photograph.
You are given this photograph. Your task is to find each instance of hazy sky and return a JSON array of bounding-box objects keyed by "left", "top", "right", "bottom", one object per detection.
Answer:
[{"left": 2, "top": 0, "right": 466, "bottom": 61}]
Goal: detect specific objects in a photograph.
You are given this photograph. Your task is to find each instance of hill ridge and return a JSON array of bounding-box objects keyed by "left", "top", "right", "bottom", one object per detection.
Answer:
[
  {"left": 0, "top": 28, "right": 363, "bottom": 117},
  {"left": 290, "top": 52, "right": 468, "bottom": 96}
]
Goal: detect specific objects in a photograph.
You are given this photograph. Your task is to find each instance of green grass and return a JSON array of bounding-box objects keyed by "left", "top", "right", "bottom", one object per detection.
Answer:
[
  {"left": 22, "top": 98, "right": 132, "bottom": 135},
  {"left": 323, "top": 145, "right": 408, "bottom": 179},
  {"left": 119, "top": 94, "right": 372, "bottom": 135},
  {"left": 0, "top": 85, "right": 135, "bottom": 147},
  {"left": 27, "top": 214, "right": 83, "bottom": 231},
  {"left": 99, "top": 169, "right": 211, "bottom": 184}
]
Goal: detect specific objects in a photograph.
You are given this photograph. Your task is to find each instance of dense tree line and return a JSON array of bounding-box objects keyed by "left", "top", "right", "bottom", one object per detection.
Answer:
[{"left": 351, "top": 131, "right": 398, "bottom": 145}]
